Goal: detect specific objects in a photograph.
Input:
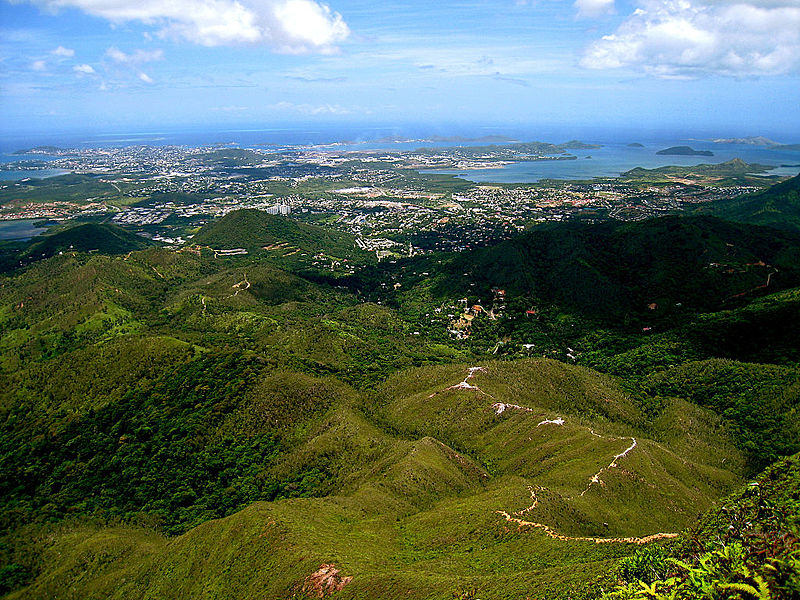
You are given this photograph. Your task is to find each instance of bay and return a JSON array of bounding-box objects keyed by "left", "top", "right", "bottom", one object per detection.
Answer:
[
  {"left": 422, "top": 141, "right": 800, "bottom": 183},
  {"left": 0, "top": 219, "right": 51, "bottom": 241}
]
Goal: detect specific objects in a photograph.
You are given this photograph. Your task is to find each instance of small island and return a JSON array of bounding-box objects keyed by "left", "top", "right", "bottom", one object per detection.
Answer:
[
  {"left": 559, "top": 140, "right": 602, "bottom": 150},
  {"left": 656, "top": 146, "right": 714, "bottom": 156},
  {"left": 627, "top": 142, "right": 645, "bottom": 148}
]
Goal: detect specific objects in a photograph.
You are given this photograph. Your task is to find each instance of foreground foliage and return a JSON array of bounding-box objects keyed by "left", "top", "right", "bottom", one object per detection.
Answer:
[{"left": 603, "top": 453, "right": 800, "bottom": 599}]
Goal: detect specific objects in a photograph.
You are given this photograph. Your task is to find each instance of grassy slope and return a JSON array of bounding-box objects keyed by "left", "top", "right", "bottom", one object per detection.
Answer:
[
  {"left": 6, "top": 360, "right": 746, "bottom": 600},
  {"left": 2, "top": 213, "right": 798, "bottom": 599},
  {"left": 600, "top": 452, "right": 800, "bottom": 599},
  {"left": 191, "top": 208, "right": 363, "bottom": 259}
]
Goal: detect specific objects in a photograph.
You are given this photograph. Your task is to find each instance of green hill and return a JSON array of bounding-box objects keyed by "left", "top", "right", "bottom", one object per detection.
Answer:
[
  {"left": 620, "top": 158, "right": 774, "bottom": 184},
  {"left": 1, "top": 360, "right": 746, "bottom": 600},
  {"left": 23, "top": 223, "right": 152, "bottom": 259},
  {"left": 419, "top": 215, "right": 800, "bottom": 320},
  {"left": 191, "top": 209, "right": 363, "bottom": 259},
  {"left": 699, "top": 172, "right": 800, "bottom": 232}
]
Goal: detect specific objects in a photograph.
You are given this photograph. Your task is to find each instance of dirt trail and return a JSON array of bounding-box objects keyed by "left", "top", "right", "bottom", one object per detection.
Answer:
[
  {"left": 579, "top": 437, "right": 637, "bottom": 497},
  {"left": 436, "top": 367, "right": 676, "bottom": 544},
  {"left": 230, "top": 272, "right": 251, "bottom": 297},
  {"left": 491, "top": 402, "right": 533, "bottom": 414},
  {"left": 302, "top": 564, "right": 352, "bottom": 598},
  {"left": 498, "top": 486, "right": 678, "bottom": 545}
]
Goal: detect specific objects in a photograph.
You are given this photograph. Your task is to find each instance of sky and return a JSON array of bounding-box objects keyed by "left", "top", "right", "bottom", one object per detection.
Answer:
[{"left": 1, "top": 0, "right": 799, "bottom": 140}]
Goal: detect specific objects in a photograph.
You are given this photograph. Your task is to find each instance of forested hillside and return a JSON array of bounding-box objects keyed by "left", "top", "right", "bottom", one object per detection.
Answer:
[{"left": 1, "top": 200, "right": 798, "bottom": 599}]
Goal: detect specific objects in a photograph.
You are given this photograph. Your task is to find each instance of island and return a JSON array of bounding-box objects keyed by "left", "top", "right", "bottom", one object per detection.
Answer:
[
  {"left": 656, "top": 146, "right": 714, "bottom": 156},
  {"left": 13, "top": 145, "right": 66, "bottom": 155},
  {"left": 627, "top": 142, "right": 644, "bottom": 148},
  {"left": 559, "top": 140, "right": 602, "bottom": 150}
]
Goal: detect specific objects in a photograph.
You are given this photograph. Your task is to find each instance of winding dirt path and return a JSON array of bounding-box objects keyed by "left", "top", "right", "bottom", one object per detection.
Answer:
[
  {"left": 230, "top": 272, "right": 251, "bottom": 297},
  {"left": 498, "top": 487, "right": 677, "bottom": 544},
  {"left": 434, "top": 366, "right": 678, "bottom": 544},
  {"left": 579, "top": 437, "right": 637, "bottom": 497}
]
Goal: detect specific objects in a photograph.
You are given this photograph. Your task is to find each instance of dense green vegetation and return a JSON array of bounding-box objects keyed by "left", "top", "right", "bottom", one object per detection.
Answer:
[
  {"left": 602, "top": 452, "right": 800, "bottom": 599},
  {"left": 191, "top": 208, "right": 370, "bottom": 262},
  {"left": 700, "top": 172, "right": 800, "bottom": 232},
  {"left": 357, "top": 215, "right": 800, "bottom": 326},
  {"left": 23, "top": 223, "right": 152, "bottom": 259},
  {"left": 2, "top": 185, "right": 800, "bottom": 599}
]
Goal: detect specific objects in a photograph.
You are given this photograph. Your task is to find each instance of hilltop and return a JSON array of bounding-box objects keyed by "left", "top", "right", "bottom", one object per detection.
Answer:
[
  {"left": 23, "top": 223, "right": 152, "bottom": 259},
  {"left": 699, "top": 172, "right": 800, "bottom": 232},
  {"left": 191, "top": 208, "right": 365, "bottom": 261}
]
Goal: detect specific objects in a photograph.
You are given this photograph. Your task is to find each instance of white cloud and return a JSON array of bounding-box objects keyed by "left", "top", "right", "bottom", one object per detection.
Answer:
[
  {"left": 51, "top": 45, "right": 74, "bottom": 57},
  {"left": 582, "top": 0, "right": 800, "bottom": 76},
  {"left": 31, "top": 60, "right": 47, "bottom": 71},
  {"left": 138, "top": 71, "right": 154, "bottom": 83},
  {"left": 270, "top": 101, "right": 352, "bottom": 115},
  {"left": 27, "top": 0, "right": 349, "bottom": 52},
  {"left": 575, "top": 0, "right": 615, "bottom": 18},
  {"left": 106, "top": 47, "right": 164, "bottom": 64},
  {"left": 73, "top": 63, "right": 95, "bottom": 74}
]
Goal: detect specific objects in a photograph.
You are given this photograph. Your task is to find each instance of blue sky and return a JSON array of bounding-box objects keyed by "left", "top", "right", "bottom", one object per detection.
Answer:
[{"left": 1, "top": 0, "right": 799, "bottom": 139}]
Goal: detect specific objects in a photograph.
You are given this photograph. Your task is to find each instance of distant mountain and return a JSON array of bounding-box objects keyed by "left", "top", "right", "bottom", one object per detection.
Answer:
[
  {"left": 656, "top": 146, "right": 714, "bottom": 156},
  {"left": 191, "top": 208, "right": 362, "bottom": 258},
  {"left": 711, "top": 136, "right": 800, "bottom": 150},
  {"left": 24, "top": 223, "right": 152, "bottom": 259},
  {"left": 699, "top": 172, "right": 800, "bottom": 232},
  {"left": 712, "top": 136, "right": 778, "bottom": 146},
  {"left": 627, "top": 142, "right": 644, "bottom": 148},
  {"left": 621, "top": 158, "right": 773, "bottom": 182}
]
